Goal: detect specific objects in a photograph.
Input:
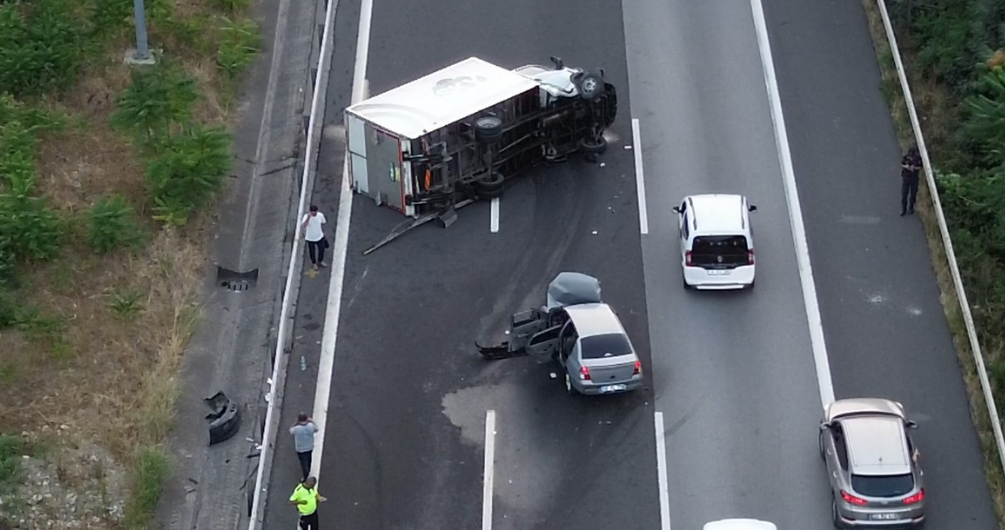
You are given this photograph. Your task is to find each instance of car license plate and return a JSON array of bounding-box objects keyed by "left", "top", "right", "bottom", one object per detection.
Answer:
[
  {"left": 869, "top": 513, "right": 900, "bottom": 521},
  {"left": 707, "top": 270, "right": 729, "bottom": 275},
  {"left": 600, "top": 384, "right": 627, "bottom": 393}
]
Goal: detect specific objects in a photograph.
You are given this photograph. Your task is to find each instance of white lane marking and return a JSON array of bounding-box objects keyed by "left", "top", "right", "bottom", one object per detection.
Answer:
[
  {"left": 482, "top": 410, "right": 497, "bottom": 530},
  {"left": 749, "top": 0, "right": 835, "bottom": 408},
  {"left": 311, "top": 0, "right": 373, "bottom": 480},
  {"left": 654, "top": 412, "right": 671, "bottom": 530},
  {"left": 631, "top": 118, "right": 650, "bottom": 235},
  {"left": 490, "top": 197, "right": 500, "bottom": 233}
]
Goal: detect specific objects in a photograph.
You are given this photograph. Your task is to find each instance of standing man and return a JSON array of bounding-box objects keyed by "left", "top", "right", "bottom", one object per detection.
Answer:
[
  {"left": 289, "top": 476, "right": 326, "bottom": 530},
  {"left": 900, "top": 146, "right": 923, "bottom": 216},
  {"left": 302, "top": 205, "right": 328, "bottom": 269},
  {"left": 289, "top": 413, "right": 318, "bottom": 480}
]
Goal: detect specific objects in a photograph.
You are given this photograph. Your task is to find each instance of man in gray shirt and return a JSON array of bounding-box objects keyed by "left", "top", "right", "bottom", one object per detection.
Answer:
[{"left": 290, "top": 413, "right": 319, "bottom": 480}]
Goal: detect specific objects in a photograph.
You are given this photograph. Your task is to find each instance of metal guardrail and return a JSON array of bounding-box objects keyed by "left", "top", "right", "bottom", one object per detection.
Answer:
[
  {"left": 245, "top": 0, "right": 340, "bottom": 526},
  {"left": 875, "top": 0, "right": 1005, "bottom": 479}
]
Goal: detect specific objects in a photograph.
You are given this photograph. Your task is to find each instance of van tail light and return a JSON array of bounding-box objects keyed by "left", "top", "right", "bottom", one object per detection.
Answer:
[
  {"left": 903, "top": 489, "right": 925, "bottom": 505},
  {"left": 840, "top": 490, "right": 868, "bottom": 506},
  {"left": 579, "top": 366, "right": 591, "bottom": 381},
  {"left": 685, "top": 250, "right": 693, "bottom": 266},
  {"left": 633, "top": 360, "right": 642, "bottom": 375},
  {"left": 747, "top": 249, "right": 755, "bottom": 265}
]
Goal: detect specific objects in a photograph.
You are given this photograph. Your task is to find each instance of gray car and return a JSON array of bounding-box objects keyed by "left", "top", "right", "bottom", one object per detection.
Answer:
[
  {"left": 819, "top": 398, "right": 925, "bottom": 528},
  {"left": 553, "top": 302, "right": 643, "bottom": 395}
]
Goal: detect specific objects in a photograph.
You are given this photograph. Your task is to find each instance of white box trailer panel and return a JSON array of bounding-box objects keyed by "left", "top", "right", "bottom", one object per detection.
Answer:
[{"left": 345, "top": 57, "right": 540, "bottom": 140}]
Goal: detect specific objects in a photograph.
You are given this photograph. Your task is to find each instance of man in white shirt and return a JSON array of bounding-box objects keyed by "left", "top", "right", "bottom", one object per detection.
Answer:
[{"left": 301, "top": 205, "right": 328, "bottom": 269}]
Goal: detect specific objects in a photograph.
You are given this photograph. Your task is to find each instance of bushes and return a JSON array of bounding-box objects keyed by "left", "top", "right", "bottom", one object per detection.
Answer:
[
  {"left": 89, "top": 195, "right": 144, "bottom": 254},
  {"left": 0, "top": 0, "right": 87, "bottom": 97},
  {"left": 0, "top": 95, "right": 64, "bottom": 289},
  {"left": 112, "top": 62, "right": 233, "bottom": 226}
]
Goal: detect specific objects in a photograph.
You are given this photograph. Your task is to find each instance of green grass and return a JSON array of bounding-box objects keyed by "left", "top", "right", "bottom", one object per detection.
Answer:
[{"left": 123, "top": 445, "right": 171, "bottom": 530}]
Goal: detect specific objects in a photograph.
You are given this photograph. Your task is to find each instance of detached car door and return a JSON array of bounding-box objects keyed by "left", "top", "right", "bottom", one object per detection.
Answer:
[{"left": 525, "top": 310, "right": 565, "bottom": 364}]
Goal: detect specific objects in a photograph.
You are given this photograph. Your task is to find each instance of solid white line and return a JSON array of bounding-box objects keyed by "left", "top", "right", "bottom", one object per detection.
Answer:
[
  {"left": 654, "top": 412, "right": 671, "bottom": 530},
  {"left": 247, "top": 0, "right": 339, "bottom": 526},
  {"left": 490, "top": 197, "right": 500, "bottom": 233},
  {"left": 749, "top": 0, "right": 835, "bottom": 408},
  {"left": 482, "top": 410, "right": 497, "bottom": 530},
  {"left": 631, "top": 118, "right": 650, "bottom": 235},
  {"left": 311, "top": 0, "right": 373, "bottom": 481}
]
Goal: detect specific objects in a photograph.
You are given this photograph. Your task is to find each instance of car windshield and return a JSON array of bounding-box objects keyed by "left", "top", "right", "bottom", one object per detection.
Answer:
[
  {"left": 691, "top": 236, "right": 749, "bottom": 266},
  {"left": 850, "top": 473, "right": 915, "bottom": 497},
  {"left": 580, "top": 333, "right": 633, "bottom": 360}
]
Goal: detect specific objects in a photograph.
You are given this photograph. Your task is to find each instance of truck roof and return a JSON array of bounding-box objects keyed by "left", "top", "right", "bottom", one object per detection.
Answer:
[{"left": 345, "top": 57, "right": 540, "bottom": 140}]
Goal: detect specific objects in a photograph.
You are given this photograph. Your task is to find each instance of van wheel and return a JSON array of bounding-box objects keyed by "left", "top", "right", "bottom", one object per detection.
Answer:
[
  {"left": 682, "top": 275, "right": 693, "bottom": 290},
  {"left": 474, "top": 172, "right": 505, "bottom": 199},
  {"left": 474, "top": 116, "right": 503, "bottom": 143},
  {"left": 578, "top": 136, "right": 607, "bottom": 155},
  {"left": 746, "top": 279, "right": 756, "bottom": 291},
  {"left": 575, "top": 71, "right": 605, "bottom": 101}
]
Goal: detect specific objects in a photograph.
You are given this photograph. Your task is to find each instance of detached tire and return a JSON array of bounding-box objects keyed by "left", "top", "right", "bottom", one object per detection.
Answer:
[
  {"left": 474, "top": 171, "right": 505, "bottom": 199},
  {"left": 574, "top": 71, "right": 605, "bottom": 101},
  {"left": 474, "top": 116, "right": 503, "bottom": 143},
  {"left": 579, "top": 136, "right": 607, "bottom": 155}
]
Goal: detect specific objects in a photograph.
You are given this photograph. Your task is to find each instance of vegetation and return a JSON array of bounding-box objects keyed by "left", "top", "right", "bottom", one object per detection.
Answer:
[
  {"left": 863, "top": 0, "right": 1005, "bottom": 523},
  {"left": 0, "top": 0, "right": 261, "bottom": 526}
]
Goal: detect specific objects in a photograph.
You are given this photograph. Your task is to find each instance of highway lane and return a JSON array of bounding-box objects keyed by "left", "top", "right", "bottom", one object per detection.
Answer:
[
  {"left": 762, "top": 0, "right": 998, "bottom": 527},
  {"left": 316, "top": 1, "right": 660, "bottom": 529},
  {"left": 624, "top": 0, "right": 834, "bottom": 528}
]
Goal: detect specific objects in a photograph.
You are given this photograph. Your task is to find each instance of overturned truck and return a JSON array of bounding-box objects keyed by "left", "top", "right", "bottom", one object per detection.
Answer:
[{"left": 344, "top": 56, "right": 617, "bottom": 226}]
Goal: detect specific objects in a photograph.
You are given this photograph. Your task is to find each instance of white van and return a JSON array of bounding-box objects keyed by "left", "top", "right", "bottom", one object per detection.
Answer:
[{"left": 671, "top": 194, "right": 757, "bottom": 290}]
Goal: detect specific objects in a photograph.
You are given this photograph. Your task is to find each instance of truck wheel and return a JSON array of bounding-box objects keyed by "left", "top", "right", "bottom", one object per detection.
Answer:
[
  {"left": 575, "top": 72, "right": 605, "bottom": 101},
  {"left": 474, "top": 171, "right": 505, "bottom": 199},
  {"left": 474, "top": 116, "right": 503, "bottom": 143},
  {"left": 579, "top": 136, "right": 607, "bottom": 155}
]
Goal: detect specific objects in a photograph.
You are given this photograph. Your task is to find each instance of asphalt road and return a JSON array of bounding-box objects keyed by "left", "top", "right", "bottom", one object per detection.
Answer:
[
  {"left": 762, "top": 0, "right": 998, "bottom": 527},
  {"left": 260, "top": 1, "right": 1000, "bottom": 530},
  {"left": 308, "top": 1, "right": 659, "bottom": 530},
  {"left": 624, "top": 0, "right": 833, "bottom": 528}
]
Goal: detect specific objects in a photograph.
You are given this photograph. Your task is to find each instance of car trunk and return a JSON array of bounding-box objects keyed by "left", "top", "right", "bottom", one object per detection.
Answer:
[
  {"left": 585, "top": 356, "right": 637, "bottom": 384},
  {"left": 691, "top": 235, "right": 749, "bottom": 269}
]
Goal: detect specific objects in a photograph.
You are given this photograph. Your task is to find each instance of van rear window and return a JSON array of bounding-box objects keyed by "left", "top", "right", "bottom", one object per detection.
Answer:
[{"left": 691, "top": 236, "right": 749, "bottom": 267}]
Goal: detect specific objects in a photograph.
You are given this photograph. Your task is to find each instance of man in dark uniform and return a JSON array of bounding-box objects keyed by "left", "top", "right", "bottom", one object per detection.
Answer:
[{"left": 900, "top": 146, "right": 922, "bottom": 216}]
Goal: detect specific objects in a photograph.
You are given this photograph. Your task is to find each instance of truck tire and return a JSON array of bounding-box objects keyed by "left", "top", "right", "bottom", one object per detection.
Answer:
[
  {"left": 575, "top": 71, "right": 605, "bottom": 101},
  {"left": 474, "top": 116, "right": 503, "bottom": 143},
  {"left": 579, "top": 136, "right": 607, "bottom": 155},
  {"left": 474, "top": 171, "right": 505, "bottom": 199}
]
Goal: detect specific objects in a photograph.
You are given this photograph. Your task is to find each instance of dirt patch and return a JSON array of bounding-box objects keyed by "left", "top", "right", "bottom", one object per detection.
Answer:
[{"left": 0, "top": 433, "right": 128, "bottom": 530}]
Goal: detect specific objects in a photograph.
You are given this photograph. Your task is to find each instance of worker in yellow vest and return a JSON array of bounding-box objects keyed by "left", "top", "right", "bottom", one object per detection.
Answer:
[{"left": 289, "top": 476, "right": 326, "bottom": 530}]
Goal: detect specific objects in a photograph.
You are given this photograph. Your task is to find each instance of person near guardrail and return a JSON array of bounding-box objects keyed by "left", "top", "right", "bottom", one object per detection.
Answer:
[
  {"left": 290, "top": 413, "right": 319, "bottom": 480},
  {"left": 900, "top": 146, "right": 922, "bottom": 216},
  {"left": 289, "top": 476, "right": 326, "bottom": 530},
  {"left": 301, "top": 205, "right": 329, "bottom": 269}
]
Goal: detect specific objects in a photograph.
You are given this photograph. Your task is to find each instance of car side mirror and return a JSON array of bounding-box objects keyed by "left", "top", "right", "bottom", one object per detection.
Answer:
[
  {"left": 671, "top": 206, "right": 680, "bottom": 214},
  {"left": 906, "top": 420, "right": 918, "bottom": 429},
  {"left": 748, "top": 205, "right": 757, "bottom": 212},
  {"left": 550, "top": 56, "right": 564, "bottom": 69},
  {"left": 819, "top": 422, "right": 830, "bottom": 431}
]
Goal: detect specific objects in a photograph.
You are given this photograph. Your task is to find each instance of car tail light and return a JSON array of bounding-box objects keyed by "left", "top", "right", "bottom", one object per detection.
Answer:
[
  {"left": 633, "top": 360, "right": 642, "bottom": 375},
  {"left": 685, "top": 250, "right": 693, "bottom": 266},
  {"left": 579, "top": 366, "right": 591, "bottom": 381},
  {"left": 747, "top": 249, "right": 755, "bottom": 265},
  {"left": 840, "top": 490, "right": 868, "bottom": 506},
  {"left": 903, "top": 489, "right": 925, "bottom": 505}
]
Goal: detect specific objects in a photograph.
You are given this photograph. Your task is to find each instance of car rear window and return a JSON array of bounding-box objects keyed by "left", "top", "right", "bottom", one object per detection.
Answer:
[
  {"left": 691, "top": 236, "right": 749, "bottom": 266},
  {"left": 580, "top": 333, "right": 633, "bottom": 360},
  {"left": 850, "top": 473, "right": 915, "bottom": 498}
]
